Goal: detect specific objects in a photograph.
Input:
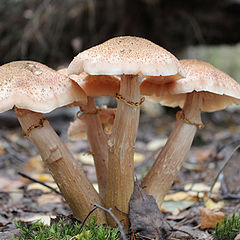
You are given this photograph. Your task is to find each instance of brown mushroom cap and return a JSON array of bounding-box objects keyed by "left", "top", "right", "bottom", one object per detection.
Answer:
[
  {"left": 144, "top": 59, "right": 240, "bottom": 112},
  {"left": 58, "top": 68, "right": 120, "bottom": 97},
  {"left": 0, "top": 61, "right": 87, "bottom": 113},
  {"left": 68, "top": 36, "right": 185, "bottom": 79}
]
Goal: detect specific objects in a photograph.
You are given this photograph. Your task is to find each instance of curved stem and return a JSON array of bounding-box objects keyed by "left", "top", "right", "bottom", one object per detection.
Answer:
[
  {"left": 16, "top": 108, "right": 106, "bottom": 224},
  {"left": 106, "top": 74, "right": 140, "bottom": 228},
  {"left": 141, "top": 92, "right": 202, "bottom": 206},
  {"left": 81, "top": 97, "right": 108, "bottom": 200}
]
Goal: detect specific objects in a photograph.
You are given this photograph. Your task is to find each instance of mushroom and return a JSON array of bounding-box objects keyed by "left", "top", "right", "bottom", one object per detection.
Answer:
[
  {"left": 68, "top": 108, "right": 116, "bottom": 140},
  {"left": 140, "top": 59, "right": 240, "bottom": 206},
  {"left": 58, "top": 68, "right": 119, "bottom": 200},
  {"left": 0, "top": 61, "right": 106, "bottom": 224},
  {"left": 68, "top": 36, "right": 185, "bottom": 227}
]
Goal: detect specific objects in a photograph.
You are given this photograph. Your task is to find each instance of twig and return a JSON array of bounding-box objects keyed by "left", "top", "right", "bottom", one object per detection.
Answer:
[
  {"left": 18, "top": 171, "right": 61, "bottom": 195},
  {"left": 207, "top": 144, "right": 240, "bottom": 201},
  {"left": 79, "top": 206, "right": 98, "bottom": 232},
  {"left": 94, "top": 203, "right": 127, "bottom": 240}
]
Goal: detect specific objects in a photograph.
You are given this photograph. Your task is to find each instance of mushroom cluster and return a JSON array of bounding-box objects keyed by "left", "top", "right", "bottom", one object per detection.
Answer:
[{"left": 1, "top": 37, "right": 240, "bottom": 231}]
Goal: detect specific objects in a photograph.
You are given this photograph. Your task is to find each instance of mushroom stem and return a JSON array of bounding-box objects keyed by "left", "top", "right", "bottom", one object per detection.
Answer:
[
  {"left": 15, "top": 108, "right": 106, "bottom": 224},
  {"left": 81, "top": 96, "right": 108, "bottom": 200},
  {"left": 141, "top": 92, "right": 202, "bottom": 206},
  {"left": 106, "top": 74, "right": 140, "bottom": 228}
]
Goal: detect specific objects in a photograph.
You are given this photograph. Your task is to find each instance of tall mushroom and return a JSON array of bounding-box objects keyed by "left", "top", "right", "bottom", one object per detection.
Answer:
[
  {"left": 68, "top": 36, "right": 185, "bottom": 227},
  {"left": 0, "top": 61, "right": 106, "bottom": 223},
  {"left": 140, "top": 59, "right": 240, "bottom": 206},
  {"left": 58, "top": 68, "right": 120, "bottom": 200}
]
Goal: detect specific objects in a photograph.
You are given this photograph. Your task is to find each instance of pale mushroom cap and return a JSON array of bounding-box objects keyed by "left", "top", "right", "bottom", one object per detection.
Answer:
[
  {"left": 147, "top": 59, "right": 240, "bottom": 112},
  {"left": 0, "top": 61, "right": 87, "bottom": 113},
  {"left": 68, "top": 36, "right": 185, "bottom": 78}
]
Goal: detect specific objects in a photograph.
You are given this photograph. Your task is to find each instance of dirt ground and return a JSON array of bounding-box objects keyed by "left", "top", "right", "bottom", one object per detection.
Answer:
[{"left": 0, "top": 103, "right": 240, "bottom": 239}]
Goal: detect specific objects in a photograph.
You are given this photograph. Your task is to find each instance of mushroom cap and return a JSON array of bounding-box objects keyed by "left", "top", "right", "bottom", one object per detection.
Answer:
[
  {"left": 146, "top": 59, "right": 240, "bottom": 112},
  {"left": 0, "top": 61, "right": 87, "bottom": 113},
  {"left": 59, "top": 68, "right": 120, "bottom": 97},
  {"left": 67, "top": 36, "right": 185, "bottom": 79}
]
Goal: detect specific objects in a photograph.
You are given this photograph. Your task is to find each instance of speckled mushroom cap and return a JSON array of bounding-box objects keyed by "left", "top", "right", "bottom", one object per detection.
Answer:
[
  {"left": 58, "top": 68, "right": 120, "bottom": 97},
  {"left": 146, "top": 59, "right": 240, "bottom": 112},
  {"left": 0, "top": 61, "right": 87, "bottom": 113},
  {"left": 67, "top": 36, "right": 185, "bottom": 80}
]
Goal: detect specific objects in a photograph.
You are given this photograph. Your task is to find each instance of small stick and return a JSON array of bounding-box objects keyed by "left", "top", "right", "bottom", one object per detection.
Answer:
[
  {"left": 207, "top": 144, "right": 240, "bottom": 201},
  {"left": 79, "top": 206, "right": 98, "bottom": 232},
  {"left": 94, "top": 203, "right": 127, "bottom": 240},
  {"left": 77, "top": 203, "right": 127, "bottom": 240},
  {"left": 18, "top": 171, "right": 61, "bottom": 195}
]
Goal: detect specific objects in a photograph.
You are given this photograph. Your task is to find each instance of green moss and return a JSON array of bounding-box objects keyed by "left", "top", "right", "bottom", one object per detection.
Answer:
[
  {"left": 214, "top": 213, "right": 240, "bottom": 240},
  {"left": 15, "top": 215, "right": 119, "bottom": 240}
]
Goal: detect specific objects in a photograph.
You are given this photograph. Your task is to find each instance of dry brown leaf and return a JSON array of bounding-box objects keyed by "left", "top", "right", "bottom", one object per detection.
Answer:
[
  {"left": 129, "top": 183, "right": 170, "bottom": 239},
  {"left": 200, "top": 208, "right": 225, "bottom": 229}
]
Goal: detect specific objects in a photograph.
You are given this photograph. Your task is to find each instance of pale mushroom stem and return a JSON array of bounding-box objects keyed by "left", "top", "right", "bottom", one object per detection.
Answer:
[
  {"left": 15, "top": 108, "right": 107, "bottom": 224},
  {"left": 106, "top": 74, "right": 140, "bottom": 228},
  {"left": 81, "top": 96, "right": 108, "bottom": 200},
  {"left": 141, "top": 92, "right": 202, "bottom": 206}
]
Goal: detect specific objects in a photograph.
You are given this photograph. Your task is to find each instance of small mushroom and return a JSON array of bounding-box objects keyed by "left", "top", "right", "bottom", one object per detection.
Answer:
[
  {"left": 140, "top": 59, "right": 240, "bottom": 206},
  {"left": 0, "top": 61, "right": 106, "bottom": 224},
  {"left": 68, "top": 36, "right": 185, "bottom": 227}
]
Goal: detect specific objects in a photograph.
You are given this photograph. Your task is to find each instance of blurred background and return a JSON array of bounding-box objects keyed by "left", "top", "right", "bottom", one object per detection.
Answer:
[{"left": 0, "top": 0, "right": 240, "bottom": 82}]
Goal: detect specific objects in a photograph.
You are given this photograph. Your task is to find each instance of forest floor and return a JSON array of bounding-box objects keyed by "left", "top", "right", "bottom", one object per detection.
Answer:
[{"left": 0, "top": 102, "right": 240, "bottom": 240}]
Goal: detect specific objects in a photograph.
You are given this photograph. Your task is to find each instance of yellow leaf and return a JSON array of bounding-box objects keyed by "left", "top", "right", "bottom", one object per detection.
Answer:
[
  {"left": 164, "top": 192, "right": 196, "bottom": 201},
  {"left": 27, "top": 182, "right": 59, "bottom": 192},
  {"left": 205, "top": 199, "right": 224, "bottom": 210}
]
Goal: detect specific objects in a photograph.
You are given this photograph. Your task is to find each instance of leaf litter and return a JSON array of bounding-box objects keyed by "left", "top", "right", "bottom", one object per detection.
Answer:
[{"left": 0, "top": 107, "right": 240, "bottom": 239}]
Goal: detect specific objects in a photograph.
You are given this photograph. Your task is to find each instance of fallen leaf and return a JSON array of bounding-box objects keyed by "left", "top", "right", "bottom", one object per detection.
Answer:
[
  {"left": 200, "top": 208, "right": 225, "bottom": 229},
  {"left": 17, "top": 215, "right": 56, "bottom": 226},
  {"left": 37, "top": 194, "right": 62, "bottom": 206},
  {"left": 27, "top": 182, "right": 59, "bottom": 193},
  {"left": 205, "top": 199, "right": 224, "bottom": 210},
  {"left": 129, "top": 182, "right": 170, "bottom": 239},
  {"left": 161, "top": 200, "right": 195, "bottom": 215},
  {"left": 164, "top": 192, "right": 197, "bottom": 202},
  {"left": 193, "top": 148, "right": 216, "bottom": 163},
  {"left": 184, "top": 182, "right": 221, "bottom": 198},
  {"left": 146, "top": 138, "right": 167, "bottom": 151}
]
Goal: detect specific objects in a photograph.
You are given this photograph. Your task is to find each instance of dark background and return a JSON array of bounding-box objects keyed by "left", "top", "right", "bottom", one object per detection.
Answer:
[{"left": 1, "top": 0, "right": 240, "bottom": 68}]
